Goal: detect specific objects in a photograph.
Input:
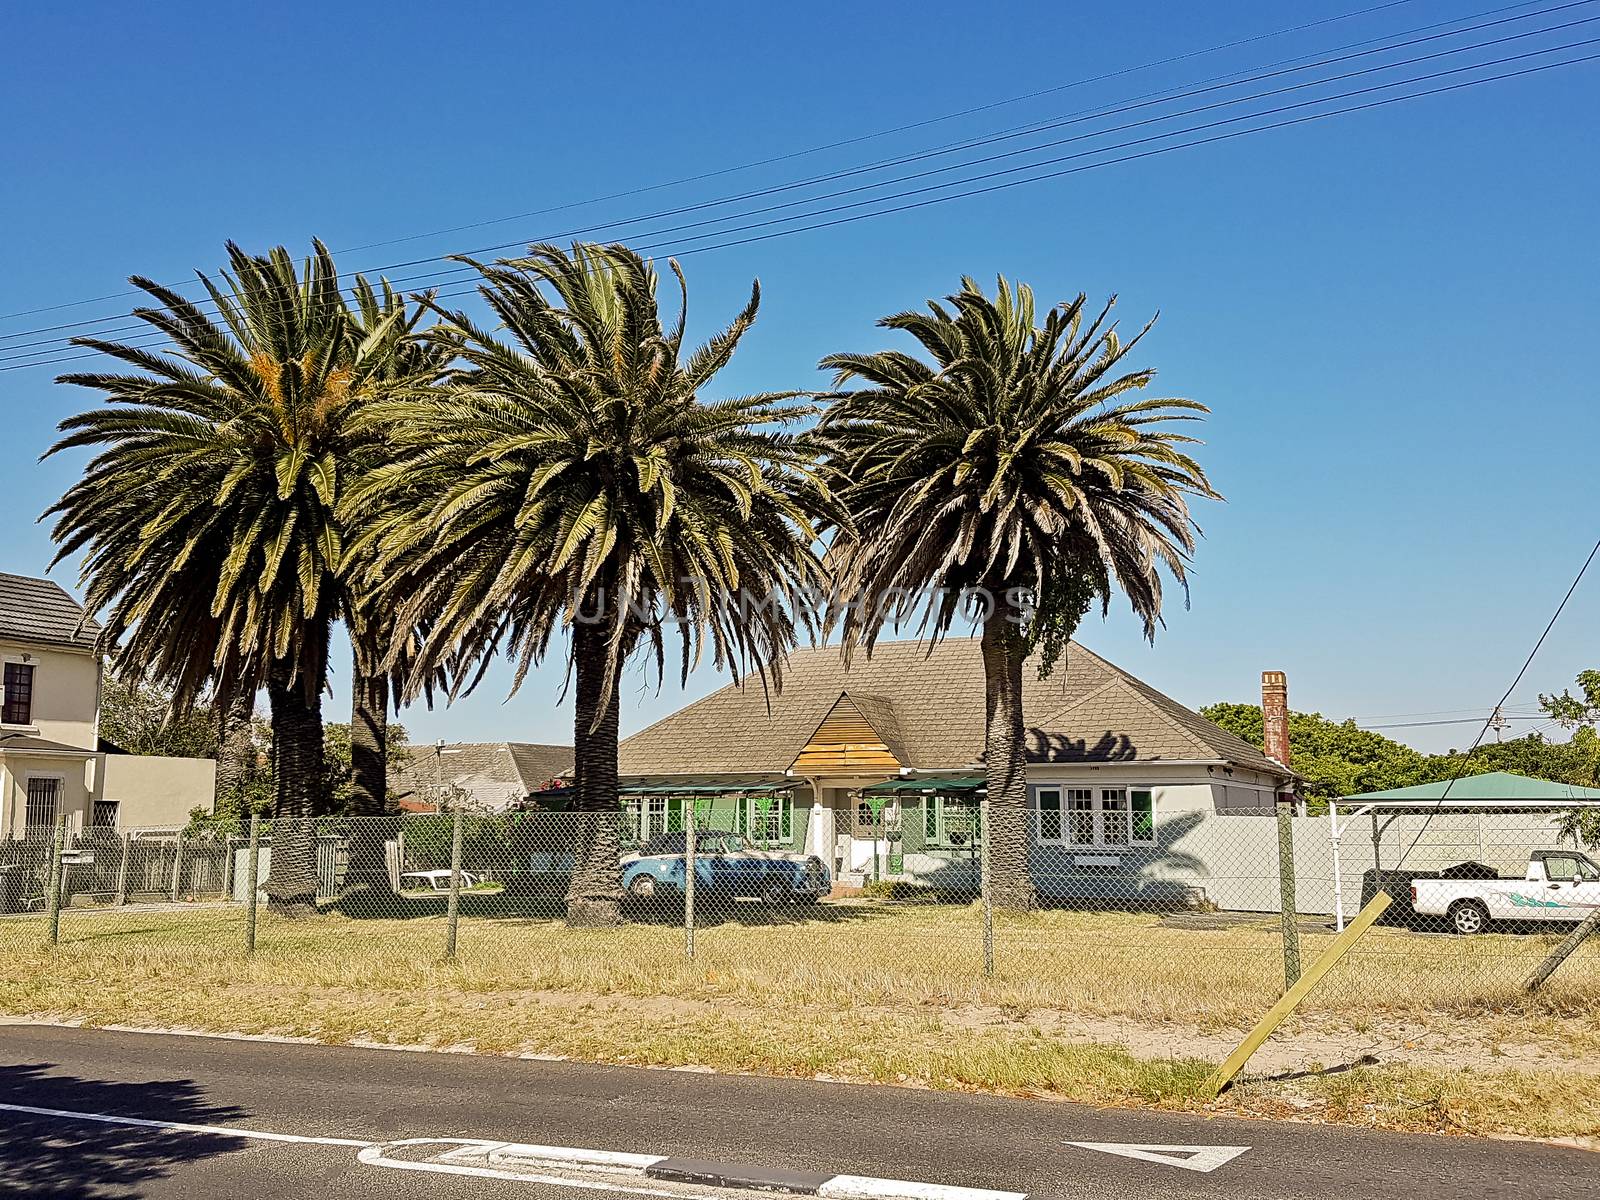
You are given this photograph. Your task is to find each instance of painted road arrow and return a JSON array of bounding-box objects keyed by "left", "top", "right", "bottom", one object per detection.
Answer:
[{"left": 1066, "top": 1143, "right": 1250, "bottom": 1174}]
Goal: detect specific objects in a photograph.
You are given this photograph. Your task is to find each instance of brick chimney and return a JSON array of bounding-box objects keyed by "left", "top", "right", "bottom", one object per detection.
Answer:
[{"left": 1261, "top": 670, "right": 1290, "bottom": 769}]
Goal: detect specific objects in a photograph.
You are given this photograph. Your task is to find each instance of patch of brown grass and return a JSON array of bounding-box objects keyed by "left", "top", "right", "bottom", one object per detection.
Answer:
[{"left": 3, "top": 904, "right": 1597, "bottom": 1139}]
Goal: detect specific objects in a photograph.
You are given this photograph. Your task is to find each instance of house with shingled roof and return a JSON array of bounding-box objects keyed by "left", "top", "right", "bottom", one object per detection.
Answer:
[
  {"left": 607, "top": 637, "right": 1293, "bottom": 889},
  {"left": 1, "top": 571, "right": 215, "bottom": 837},
  {"left": 394, "top": 741, "right": 573, "bottom": 812}
]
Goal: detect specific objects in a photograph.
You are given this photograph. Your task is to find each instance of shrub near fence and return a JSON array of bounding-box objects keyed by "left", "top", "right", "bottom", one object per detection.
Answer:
[{"left": 2, "top": 809, "right": 1597, "bottom": 1021}]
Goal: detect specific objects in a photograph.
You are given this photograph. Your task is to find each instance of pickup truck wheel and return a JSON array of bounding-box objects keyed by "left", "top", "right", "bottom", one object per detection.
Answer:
[
  {"left": 1449, "top": 899, "right": 1489, "bottom": 935},
  {"left": 629, "top": 875, "right": 657, "bottom": 899}
]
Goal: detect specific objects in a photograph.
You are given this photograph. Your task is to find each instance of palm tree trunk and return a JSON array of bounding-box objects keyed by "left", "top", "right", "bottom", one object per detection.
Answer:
[
  {"left": 349, "top": 658, "right": 388, "bottom": 817},
  {"left": 982, "top": 594, "right": 1036, "bottom": 911},
  {"left": 264, "top": 658, "right": 324, "bottom": 916},
  {"left": 346, "top": 648, "right": 395, "bottom": 901},
  {"left": 565, "top": 618, "right": 623, "bottom": 927},
  {"left": 214, "top": 683, "right": 257, "bottom": 811}
]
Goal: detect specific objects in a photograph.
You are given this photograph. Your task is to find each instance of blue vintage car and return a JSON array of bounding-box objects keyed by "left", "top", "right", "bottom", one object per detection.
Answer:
[{"left": 621, "top": 832, "right": 830, "bottom": 904}]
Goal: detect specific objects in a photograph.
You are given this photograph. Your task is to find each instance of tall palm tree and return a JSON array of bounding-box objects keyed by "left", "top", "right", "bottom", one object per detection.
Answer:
[
  {"left": 342, "top": 277, "right": 452, "bottom": 825},
  {"left": 45, "top": 241, "right": 407, "bottom": 913},
  {"left": 350, "top": 242, "right": 833, "bottom": 926},
  {"left": 818, "top": 277, "right": 1217, "bottom": 910}
]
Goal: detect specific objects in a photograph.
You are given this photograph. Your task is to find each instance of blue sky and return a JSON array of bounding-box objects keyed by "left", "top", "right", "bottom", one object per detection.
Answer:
[{"left": 2, "top": 1, "right": 1596, "bottom": 753}]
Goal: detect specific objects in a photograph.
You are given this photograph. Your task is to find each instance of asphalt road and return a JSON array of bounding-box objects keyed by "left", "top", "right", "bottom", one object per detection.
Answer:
[{"left": 0, "top": 1024, "right": 1591, "bottom": 1199}]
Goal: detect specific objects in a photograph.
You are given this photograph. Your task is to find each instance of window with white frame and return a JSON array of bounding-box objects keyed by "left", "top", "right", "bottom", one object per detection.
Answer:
[
  {"left": 3, "top": 661, "right": 35, "bottom": 726},
  {"left": 737, "top": 793, "right": 792, "bottom": 845},
  {"left": 25, "top": 777, "right": 60, "bottom": 830},
  {"left": 623, "top": 794, "right": 685, "bottom": 843},
  {"left": 920, "top": 794, "right": 981, "bottom": 845},
  {"left": 1035, "top": 785, "right": 1155, "bottom": 847}
]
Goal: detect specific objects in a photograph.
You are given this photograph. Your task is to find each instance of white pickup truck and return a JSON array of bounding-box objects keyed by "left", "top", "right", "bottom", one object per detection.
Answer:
[{"left": 1411, "top": 850, "right": 1600, "bottom": 934}]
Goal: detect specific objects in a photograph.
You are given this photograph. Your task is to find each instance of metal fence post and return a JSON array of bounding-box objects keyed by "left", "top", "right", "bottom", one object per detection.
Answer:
[
  {"left": 980, "top": 795, "right": 994, "bottom": 978},
  {"left": 244, "top": 814, "right": 260, "bottom": 955},
  {"left": 444, "top": 809, "right": 464, "bottom": 961},
  {"left": 114, "top": 832, "right": 132, "bottom": 906},
  {"left": 1277, "top": 802, "right": 1302, "bottom": 989},
  {"left": 45, "top": 813, "right": 66, "bottom": 946},
  {"left": 684, "top": 814, "right": 697, "bottom": 959}
]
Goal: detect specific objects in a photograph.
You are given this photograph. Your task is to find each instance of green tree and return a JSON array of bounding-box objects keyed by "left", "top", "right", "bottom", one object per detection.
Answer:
[
  {"left": 46, "top": 241, "right": 412, "bottom": 913},
  {"left": 321, "top": 720, "right": 411, "bottom": 814},
  {"left": 1537, "top": 671, "right": 1600, "bottom": 847},
  {"left": 342, "top": 277, "right": 453, "bottom": 826},
  {"left": 350, "top": 243, "right": 832, "bottom": 926},
  {"left": 1200, "top": 702, "right": 1431, "bottom": 804},
  {"left": 819, "top": 278, "right": 1216, "bottom": 909},
  {"left": 98, "top": 676, "right": 217, "bottom": 758}
]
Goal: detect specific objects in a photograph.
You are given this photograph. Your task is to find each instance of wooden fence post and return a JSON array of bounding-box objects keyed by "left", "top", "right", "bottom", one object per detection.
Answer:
[
  {"left": 1204, "top": 891, "right": 1391, "bottom": 1098},
  {"left": 45, "top": 813, "right": 66, "bottom": 946},
  {"left": 168, "top": 832, "right": 184, "bottom": 902},
  {"left": 1276, "top": 803, "right": 1301, "bottom": 989},
  {"left": 1525, "top": 907, "right": 1600, "bottom": 992},
  {"left": 444, "top": 809, "right": 464, "bottom": 961},
  {"left": 980, "top": 794, "right": 994, "bottom": 978},
  {"left": 684, "top": 815, "right": 697, "bottom": 959},
  {"left": 114, "top": 832, "right": 132, "bottom": 906},
  {"left": 244, "top": 815, "right": 261, "bottom": 955}
]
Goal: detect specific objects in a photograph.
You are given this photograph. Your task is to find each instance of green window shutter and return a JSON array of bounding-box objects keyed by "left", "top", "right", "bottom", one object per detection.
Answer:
[
  {"left": 1131, "top": 790, "right": 1154, "bottom": 843},
  {"left": 902, "top": 799, "right": 928, "bottom": 852},
  {"left": 1038, "top": 788, "right": 1062, "bottom": 841}
]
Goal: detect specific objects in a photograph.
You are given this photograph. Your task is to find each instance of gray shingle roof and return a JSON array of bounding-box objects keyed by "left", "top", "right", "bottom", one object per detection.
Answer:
[
  {"left": 617, "top": 638, "right": 1290, "bottom": 780},
  {"left": 394, "top": 741, "right": 573, "bottom": 810},
  {"left": 0, "top": 573, "right": 101, "bottom": 652}
]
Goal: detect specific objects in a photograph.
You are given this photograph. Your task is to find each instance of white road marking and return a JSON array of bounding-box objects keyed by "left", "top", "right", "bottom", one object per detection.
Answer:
[
  {"left": 1, "top": 1098, "right": 1028, "bottom": 1199},
  {"left": 818, "top": 1176, "right": 1027, "bottom": 1200},
  {"left": 1067, "top": 1142, "right": 1250, "bottom": 1174},
  {"left": 0, "top": 1101, "right": 371, "bottom": 1147},
  {"left": 357, "top": 1140, "right": 688, "bottom": 1195}
]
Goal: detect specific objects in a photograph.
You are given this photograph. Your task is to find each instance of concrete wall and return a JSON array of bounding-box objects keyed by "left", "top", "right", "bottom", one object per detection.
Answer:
[
  {"left": 97, "top": 753, "right": 217, "bottom": 828},
  {"left": 0, "top": 639, "right": 99, "bottom": 749},
  {"left": 1017, "top": 810, "right": 1577, "bottom": 915},
  {"left": 0, "top": 751, "right": 94, "bottom": 836}
]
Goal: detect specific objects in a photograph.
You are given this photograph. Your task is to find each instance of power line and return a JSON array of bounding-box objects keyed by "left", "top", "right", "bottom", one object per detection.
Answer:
[
  {"left": 1394, "top": 533, "right": 1600, "bottom": 866},
  {"left": 3, "top": 22, "right": 1593, "bottom": 371},
  {"left": 0, "top": 0, "right": 1583, "bottom": 350},
  {"left": 1360, "top": 714, "right": 1545, "bottom": 728},
  {"left": 0, "top": 0, "right": 1439, "bottom": 325},
  {"left": 10, "top": 48, "right": 1596, "bottom": 376}
]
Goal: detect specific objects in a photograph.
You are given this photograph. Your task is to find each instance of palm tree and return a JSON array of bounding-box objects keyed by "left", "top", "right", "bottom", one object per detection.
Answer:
[
  {"left": 350, "top": 242, "right": 832, "bottom": 926},
  {"left": 818, "top": 277, "right": 1217, "bottom": 910},
  {"left": 342, "top": 277, "right": 452, "bottom": 824},
  {"left": 45, "top": 241, "right": 408, "bottom": 913}
]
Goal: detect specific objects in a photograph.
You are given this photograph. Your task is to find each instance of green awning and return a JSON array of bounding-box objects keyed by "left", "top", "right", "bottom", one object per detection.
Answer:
[
  {"left": 863, "top": 776, "right": 986, "bottom": 794},
  {"left": 1340, "top": 770, "right": 1600, "bottom": 804},
  {"left": 618, "top": 782, "right": 795, "bottom": 795}
]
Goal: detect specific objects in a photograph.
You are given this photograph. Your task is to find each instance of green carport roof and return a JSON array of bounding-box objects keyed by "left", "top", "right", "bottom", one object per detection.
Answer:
[
  {"left": 863, "top": 776, "right": 987, "bottom": 794},
  {"left": 1341, "top": 770, "right": 1600, "bottom": 804}
]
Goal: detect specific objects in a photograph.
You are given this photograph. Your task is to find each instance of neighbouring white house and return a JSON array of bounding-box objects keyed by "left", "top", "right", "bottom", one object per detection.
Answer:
[
  {"left": 600, "top": 637, "right": 1295, "bottom": 898},
  {"left": 0, "top": 571, "right": 216, "bottom": 835}
]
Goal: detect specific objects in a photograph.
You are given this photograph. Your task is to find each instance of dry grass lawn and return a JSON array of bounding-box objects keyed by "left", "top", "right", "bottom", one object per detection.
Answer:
[{"left": 3, "top": 901, "right": 1597, "bottom": 1140}]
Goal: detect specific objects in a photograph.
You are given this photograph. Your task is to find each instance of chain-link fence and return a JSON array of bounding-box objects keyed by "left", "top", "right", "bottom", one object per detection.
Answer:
[{"left": 3, "top": 803, "right": 1597, "bottom": 1019}]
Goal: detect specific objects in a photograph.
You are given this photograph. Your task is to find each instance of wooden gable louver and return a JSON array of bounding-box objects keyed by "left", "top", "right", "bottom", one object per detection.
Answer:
[{"left": 790, "top": 693, "right": 901, "bottom": 774}]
